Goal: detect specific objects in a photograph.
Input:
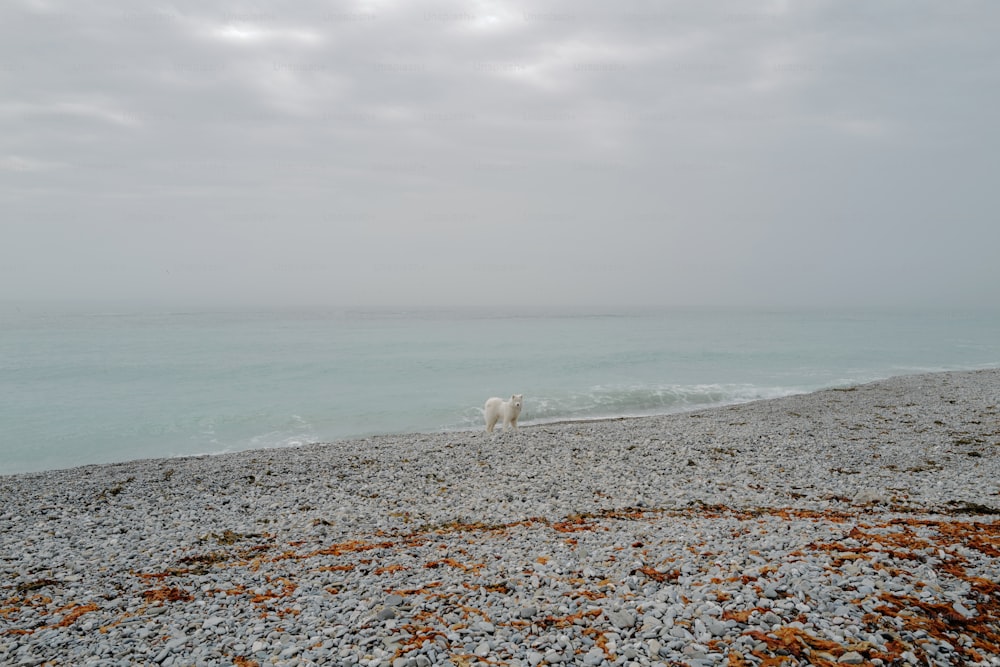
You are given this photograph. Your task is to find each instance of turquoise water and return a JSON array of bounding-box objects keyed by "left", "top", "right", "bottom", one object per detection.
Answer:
[{"left": 2, "top": 305, "right": 999, "bottom": 475}]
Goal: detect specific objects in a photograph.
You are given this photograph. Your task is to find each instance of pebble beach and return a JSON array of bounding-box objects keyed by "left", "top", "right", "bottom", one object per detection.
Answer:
[{"left": 2, "top": 369, "right": 999, "bottom": 666}]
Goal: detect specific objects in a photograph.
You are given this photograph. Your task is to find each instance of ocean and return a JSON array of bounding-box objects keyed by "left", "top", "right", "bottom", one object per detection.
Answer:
[{"left": 2, "top": 305, "right": 998, "bottom": 475}]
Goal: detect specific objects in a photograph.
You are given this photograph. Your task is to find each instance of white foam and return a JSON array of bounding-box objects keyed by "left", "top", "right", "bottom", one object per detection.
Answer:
[{"left": 444, "top": 383, "right": 809, "bottom": 431}]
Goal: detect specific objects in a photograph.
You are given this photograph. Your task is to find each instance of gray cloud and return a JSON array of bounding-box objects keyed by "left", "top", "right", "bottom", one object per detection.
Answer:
[{"left": 2, "top": 0, "right": 998, "bottom": 308}]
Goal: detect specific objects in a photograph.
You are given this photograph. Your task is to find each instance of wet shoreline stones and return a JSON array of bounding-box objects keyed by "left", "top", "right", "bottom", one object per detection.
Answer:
[{"left": 1, "top": 369, "right": 999, "bottom": 666}]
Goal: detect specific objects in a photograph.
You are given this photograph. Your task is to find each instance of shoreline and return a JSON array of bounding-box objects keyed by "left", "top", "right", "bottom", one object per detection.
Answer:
[
  {"left": 0, "top": 370, "right": 955, "bottom": 481},
  {"left": 2, "top": 368, "right": 998, "bottom": 665},
  {"left": 5, "top": 366, "right": 996, "bottom": 480}
]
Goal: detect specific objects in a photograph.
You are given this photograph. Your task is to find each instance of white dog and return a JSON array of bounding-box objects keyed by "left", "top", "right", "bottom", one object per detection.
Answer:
[{"left": 484, "top": 394, "right": 523, "bottom": 432}]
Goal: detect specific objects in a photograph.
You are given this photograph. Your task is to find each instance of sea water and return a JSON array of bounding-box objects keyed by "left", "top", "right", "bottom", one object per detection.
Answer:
[{"left": 2, "top": 305, "right": 998, "bottom": 475}]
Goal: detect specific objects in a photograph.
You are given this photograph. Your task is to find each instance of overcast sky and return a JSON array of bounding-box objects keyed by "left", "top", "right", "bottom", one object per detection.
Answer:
[{"left": 1, "top": 0, "right": 997, "bottom": 309}]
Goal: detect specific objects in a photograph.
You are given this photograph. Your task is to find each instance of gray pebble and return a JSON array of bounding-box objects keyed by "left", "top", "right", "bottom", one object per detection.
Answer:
[{"left": 606, "top": 610, "right": 636, "bottom": 629}]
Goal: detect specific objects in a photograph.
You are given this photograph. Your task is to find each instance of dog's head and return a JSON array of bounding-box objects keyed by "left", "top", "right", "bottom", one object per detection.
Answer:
[{"left": 511, "top": 394, "right": 523, "bottom": 411}]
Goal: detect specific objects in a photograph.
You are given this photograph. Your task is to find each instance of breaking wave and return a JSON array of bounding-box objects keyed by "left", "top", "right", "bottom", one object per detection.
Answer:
[{"left": 449, "top": 383, "right": 804, "bottom": 430}]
